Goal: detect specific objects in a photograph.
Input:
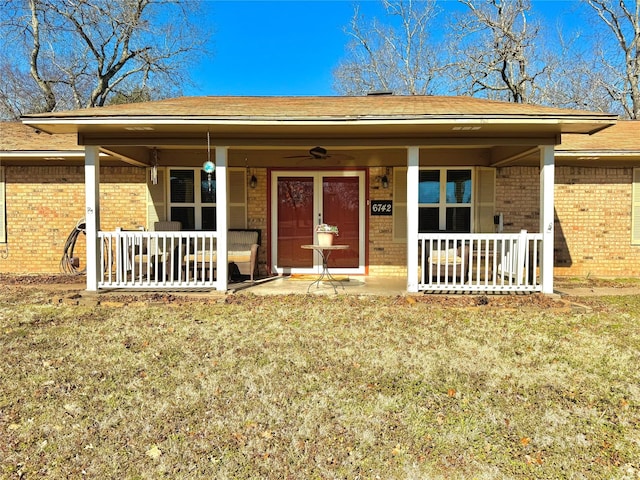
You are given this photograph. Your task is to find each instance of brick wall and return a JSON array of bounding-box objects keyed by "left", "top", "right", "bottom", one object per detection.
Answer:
[
  {"left": 555, "top": 166, "right": 637, "bottom": 277},
  {"left": 368, "top": 168, "right": 407, "bottom": 276},
  {"left": 1, "top": 166, "right": 146, "bottom": 274},
  {"left": 495, "top": 166, "right": 540, "bottom": 233},
  {"left": 497, "top": 165, "right": 640, "bottom": 278}
]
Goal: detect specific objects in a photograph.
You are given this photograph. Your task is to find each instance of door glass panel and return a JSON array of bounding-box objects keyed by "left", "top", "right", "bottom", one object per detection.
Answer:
[
  {"left": 202, "top": 207, "right": 217, "bottom": 231},
  {"left": 419, "top": 170, "right": 440, "bottom": 204},
  {"left": 277, "top": 177, "right": 314, "bottom": 268},
  {"left": 171, "top": 170, "right": 194, "bottom": 203},
  {"left": 419, "top": 207, "right": 440, "bottom": 233},
  {"left": 171, "top": 207, "right": 195, "bottom": 230},
  {"left": 323, "top": 176, "right": 359, "bottom": 268},
  {"left": 446, "top": 207, "right": 471, "bottom": 232},
  {"left": 446, "top": 170, "right": 471, "bottom": 204}
]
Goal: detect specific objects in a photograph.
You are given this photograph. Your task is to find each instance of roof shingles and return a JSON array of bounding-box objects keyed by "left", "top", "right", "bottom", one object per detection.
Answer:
[
  {"left": 1, "top": 122, "right": 80, "bottom": 151},
  {"left": 22, "top": 95, "right": 614, "bottom": 119},
  {"left": 559, "top": 121, "right": 640, "bottom": 152}
]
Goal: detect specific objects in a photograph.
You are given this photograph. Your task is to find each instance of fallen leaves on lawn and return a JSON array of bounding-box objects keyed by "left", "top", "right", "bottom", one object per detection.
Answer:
[{"left": 145, "top": 445, "right": 162, "bottom": 459}]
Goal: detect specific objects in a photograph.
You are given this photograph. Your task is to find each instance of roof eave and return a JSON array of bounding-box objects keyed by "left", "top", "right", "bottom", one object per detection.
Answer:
[
  {"left": 556, "top": 150, "right": 640, "bottom": 157},
  {"left": 22, "top": 114, "right": 617, "bottom": 135}
]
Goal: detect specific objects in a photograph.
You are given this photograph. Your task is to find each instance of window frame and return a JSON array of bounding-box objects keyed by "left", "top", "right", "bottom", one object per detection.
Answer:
[
  {"left": 165, "top": 167, "right": 248, "bottom": 231},
  {"left": 168, "top": 167, "right": 217, "bottom": 230},
  {"left": 418, "top": 167, "right": 474, "bottom": 233}
]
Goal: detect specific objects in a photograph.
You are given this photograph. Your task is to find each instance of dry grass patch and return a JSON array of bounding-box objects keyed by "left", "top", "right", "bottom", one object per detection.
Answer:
[{"left": 1, "top": 288, "right": 639, "bottom": 479}]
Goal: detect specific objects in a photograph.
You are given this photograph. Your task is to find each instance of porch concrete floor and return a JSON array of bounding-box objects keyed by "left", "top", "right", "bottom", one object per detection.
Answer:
[{"left": 231, "top": 275, "right": 407, "bottom": 296}]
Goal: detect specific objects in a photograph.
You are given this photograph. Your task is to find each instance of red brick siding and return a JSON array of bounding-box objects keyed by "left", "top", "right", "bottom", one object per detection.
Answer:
[
  {"left": 497, "top": 166, "right": 640, "bottom": 278},
  {"left": 368, "top": 169, "right": 406, "bottom": 276},
  {"left": 1, "top": 166, "right": 146, "bottom": 274},
  {"left": 495, "top": 166, "right": 540, "bottom": 233},
  {"left": 554, "top": 167, "right": 637, "bottom": 277}
]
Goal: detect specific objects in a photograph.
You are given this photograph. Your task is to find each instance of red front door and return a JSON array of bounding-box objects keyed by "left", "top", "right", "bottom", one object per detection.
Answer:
[
  {"left": 272, "top": 171, "right": 364, "bottom": 274},
  {"left": 322, "top": 176, "right": 359, "bottom": 268}
]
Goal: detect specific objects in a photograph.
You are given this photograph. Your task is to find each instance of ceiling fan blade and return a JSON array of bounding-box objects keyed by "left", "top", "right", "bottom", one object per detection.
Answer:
[
  {"left": 325, "top": 153, "right": 354, "bottom": 161},
  {"left": 282, "top": 147, "right": 353, "bottom": 161}
]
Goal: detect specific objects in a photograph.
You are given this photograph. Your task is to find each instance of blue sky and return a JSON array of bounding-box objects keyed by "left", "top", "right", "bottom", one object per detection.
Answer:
[
  {"left": 187, "top": 1, "right": 582, "bottom": 97},
  {"left": 189, "top": 0, "right": 376, "bottom": 96}
]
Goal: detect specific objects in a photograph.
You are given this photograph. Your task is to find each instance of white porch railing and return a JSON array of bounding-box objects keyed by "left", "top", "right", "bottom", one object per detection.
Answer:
[
  {"left": 418, "top": 231, "right": 543, "bottom": 293},
  {"left": 97, "top": 230, "right": 542, "bottom": 293},
  {"left": 98, "top": 230, "right": 220, "bottom": 289}
]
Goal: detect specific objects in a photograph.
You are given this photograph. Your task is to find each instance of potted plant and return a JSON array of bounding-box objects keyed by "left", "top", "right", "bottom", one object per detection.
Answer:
[{"left": 315, "top": 224, "right": 339, "bottom": 246}]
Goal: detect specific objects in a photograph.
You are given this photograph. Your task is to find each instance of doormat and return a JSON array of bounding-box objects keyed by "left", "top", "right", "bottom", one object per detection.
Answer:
[{"left": 288, "top": 274, "right": 351, "bottom": 282}]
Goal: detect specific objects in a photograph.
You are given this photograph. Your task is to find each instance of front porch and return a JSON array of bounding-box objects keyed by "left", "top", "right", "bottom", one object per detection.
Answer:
[
  {"left": 85, "top": 141, "right": 556, "bottom": 295},
  {"left": 20, "top": 96, "right": 617, "bottom": 296}
]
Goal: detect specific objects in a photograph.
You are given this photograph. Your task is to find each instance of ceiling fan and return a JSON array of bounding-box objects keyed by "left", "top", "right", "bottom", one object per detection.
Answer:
[{"left": 284, "top": 146, "right": 352, "bottom": 161}]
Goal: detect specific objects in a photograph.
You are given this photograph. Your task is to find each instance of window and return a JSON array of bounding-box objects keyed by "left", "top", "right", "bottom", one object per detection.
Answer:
[
  {"left": 393, "top": 166, "right": 494, "bottom": 240},
  {"left": 165, "top": 167, "right": 247, "bottom": 231},
  {"left": 393, "top": 167, "right": 492, "bottom": 242},
  {"left": 169, "top": 168, "right": 216, "bottom": 230},
  {"left": 419, "top": 168, "right": 472, "bottom": 232}
]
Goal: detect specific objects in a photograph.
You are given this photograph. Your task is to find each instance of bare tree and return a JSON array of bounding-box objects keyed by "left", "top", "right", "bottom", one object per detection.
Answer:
[
  {"left": 535, "top": 18, "right": 618, "bottom": 114},
  {"left": 0, "top": 0, "right": 209, "bottom": 119},
  {"left": 585, "top": 0, "right": 640, "bottom": 119},
  {"left": 447, "top": 0, "right": 548, "bottom": 103},
  {"left": 333, "top": 0, "right": 444, "bottom": 96},
  {"left": 332, "top": 0, "right": 636, "bottom": 117},
  {"left": 0, "top": 54, "right": 48, "bottom": 117}
]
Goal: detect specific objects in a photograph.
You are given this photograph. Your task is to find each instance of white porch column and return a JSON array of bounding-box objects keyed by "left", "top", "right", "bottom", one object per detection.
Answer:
[
  {"left": 540, "top": 145, "right": 555, "bottom": 294},
  {"left": 406, "top": 146, "right": 420, "bottom": 292},
  {"left": 85, "top": 146, "right": 101, "bottom": 292},
  {"left": 215, "top": 146, "right": 229, "bottom": 291}
]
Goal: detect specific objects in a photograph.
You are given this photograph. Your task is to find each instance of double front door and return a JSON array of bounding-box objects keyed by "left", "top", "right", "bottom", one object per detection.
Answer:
[{"left": 271, "top": 171, "right": 365, "bottom": 275}]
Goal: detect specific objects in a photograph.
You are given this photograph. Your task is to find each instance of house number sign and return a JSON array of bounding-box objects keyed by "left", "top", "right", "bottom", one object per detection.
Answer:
[{"left": 371, "top": 200, "right": 392, "bottom": 216}]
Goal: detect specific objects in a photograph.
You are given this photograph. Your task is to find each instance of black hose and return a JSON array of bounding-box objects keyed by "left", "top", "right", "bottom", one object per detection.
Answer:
[{"left": 60, "top": 219, "right": 86, "bottom": 275}]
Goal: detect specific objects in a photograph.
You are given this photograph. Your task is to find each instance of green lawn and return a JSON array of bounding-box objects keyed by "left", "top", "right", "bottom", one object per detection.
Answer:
[{"left": 1, "top": 286, "right": 639, "bottom": 479}]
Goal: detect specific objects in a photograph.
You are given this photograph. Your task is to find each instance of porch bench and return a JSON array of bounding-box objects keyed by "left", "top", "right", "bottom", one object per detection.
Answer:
[
  {"left": 184, "top": 229, "right": 260, "bottom": 281},
  {"left": 427, "top": 245, "right": 470, "bottom": 282},
  {"left": 130, "top": 221, "right": 182, "bottom": 281}
]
